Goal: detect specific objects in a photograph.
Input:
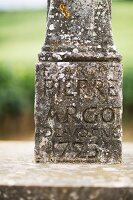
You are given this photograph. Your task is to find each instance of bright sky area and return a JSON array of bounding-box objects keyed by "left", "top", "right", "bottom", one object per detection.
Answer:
[{"left": 0, "top": 0, "right": 47, "bottom": 10}]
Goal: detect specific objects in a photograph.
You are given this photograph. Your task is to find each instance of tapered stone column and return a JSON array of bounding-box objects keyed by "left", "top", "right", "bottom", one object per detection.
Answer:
[{"left": 35, "top": 0, "right": 123, "bottom": 163}]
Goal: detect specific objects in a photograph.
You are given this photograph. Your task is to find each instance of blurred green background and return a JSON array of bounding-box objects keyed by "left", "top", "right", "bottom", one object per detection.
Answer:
[{"left": 0, "top": 1, "right": 133, "bottom": 141}]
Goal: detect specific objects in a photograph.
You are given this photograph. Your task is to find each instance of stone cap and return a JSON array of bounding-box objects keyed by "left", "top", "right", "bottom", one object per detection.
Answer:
[{"left": 39, "top": 0, "right": 122, "bottom": 62}]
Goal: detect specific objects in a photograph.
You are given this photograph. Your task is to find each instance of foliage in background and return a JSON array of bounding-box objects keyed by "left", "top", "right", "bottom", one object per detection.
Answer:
[
  {"left": 0, "top": 10, "right": 44, "bottom": 118},
  {"left": 113, "top": 0, "right": 133, "bottom": 1},
  {"left": 124, "top": 67, "right": 133, "bottom": 108},
  {"left": 0, "top": 64, "right": 34, "bottom": 117}
]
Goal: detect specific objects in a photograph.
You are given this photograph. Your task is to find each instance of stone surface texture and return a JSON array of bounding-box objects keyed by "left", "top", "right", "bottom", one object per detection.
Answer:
[
  {"left": 40, "top": 0, "right": 120, "bottom": 62},
  {"left": 35, "top": 0, "right": 123, "bottom": 163},
  {"left": 0, "top": 142, "right": 133, "bottom": 200}
]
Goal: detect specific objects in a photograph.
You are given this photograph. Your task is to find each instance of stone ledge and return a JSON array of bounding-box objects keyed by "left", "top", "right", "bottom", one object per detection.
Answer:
[{"left": 0, "top": 142, "right": 133, "bottom": 200}]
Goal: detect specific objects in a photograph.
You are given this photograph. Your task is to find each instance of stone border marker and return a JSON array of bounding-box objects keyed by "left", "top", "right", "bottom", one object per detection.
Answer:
[{"left": 35, "top": 0, "right": 123, "bottom": 163}]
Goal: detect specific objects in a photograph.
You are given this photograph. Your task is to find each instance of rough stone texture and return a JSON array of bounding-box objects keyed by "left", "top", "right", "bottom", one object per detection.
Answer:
[
  {"left": 0, "top": 142, "right": 133, "bottom": 200},
  {"left": 35, "top": 0, "right": 123, "bottom": 163},
  {"left": 40, "top": 0, "right": 121, "bottom": 62},
  {"left": 35, "top": 61, "right": 122, "bottom": 163}
]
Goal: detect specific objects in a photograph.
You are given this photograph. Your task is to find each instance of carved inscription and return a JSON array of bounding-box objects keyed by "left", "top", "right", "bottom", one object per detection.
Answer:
[
  {"left": 35, "top": 62, "right": 122, "bottom": 162},
  {"left": 44, "top": 78, "right": 118, "bottom": 99},
  {"left": 45, "top": 105, "right": 117, "bottom": 124}
]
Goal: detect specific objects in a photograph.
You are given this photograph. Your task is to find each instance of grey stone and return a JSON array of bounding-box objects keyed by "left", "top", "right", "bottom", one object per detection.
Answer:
[
  {"left": 0, "top": 142, "right": 133, "bottom": 200},
  {"left": 35, "top": 0, "right": 122, "bottom": 163},
  {"left": 35, "top": 61, "right": 122, "bottom": 163},
  {"left": 40, "top": 0, "right": 121, "bottom": 62}
]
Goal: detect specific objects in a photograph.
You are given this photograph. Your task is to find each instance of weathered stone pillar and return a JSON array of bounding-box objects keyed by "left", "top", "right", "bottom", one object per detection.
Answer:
[{"left": 35, "top": 0, "right": 123, "bottom": 163}]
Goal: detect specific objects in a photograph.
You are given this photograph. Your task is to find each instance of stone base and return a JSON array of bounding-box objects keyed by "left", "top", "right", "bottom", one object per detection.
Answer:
[
  {"left": 0, "top": 142, "right": 133, "bottom": 200},
  {"left": 35, "top": 61, "right": 122, "bottom": 163}
]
